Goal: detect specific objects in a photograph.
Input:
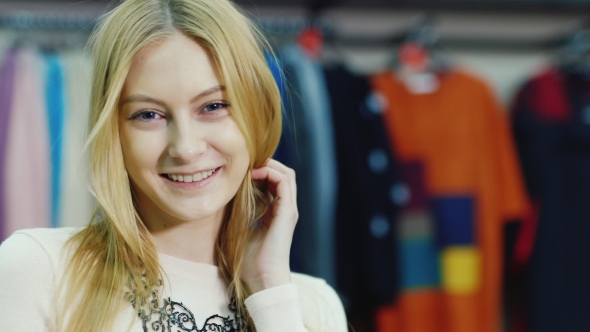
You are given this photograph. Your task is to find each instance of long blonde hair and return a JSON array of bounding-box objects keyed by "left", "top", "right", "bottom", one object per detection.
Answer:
[{"left": 57, "top": 0, "right": 282, "bottom": 330}]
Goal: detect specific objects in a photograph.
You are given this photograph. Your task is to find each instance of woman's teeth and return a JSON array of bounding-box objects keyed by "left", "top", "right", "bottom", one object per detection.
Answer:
[{"left": 167, "top": 169, "right": 216, "bottom": 183}]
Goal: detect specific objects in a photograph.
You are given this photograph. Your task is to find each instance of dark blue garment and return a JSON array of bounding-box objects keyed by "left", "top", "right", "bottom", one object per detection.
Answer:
[
  {"left": 264, "top": 52, "right": 287, "bottom": 106},
  {"left": 45, "top": 54, "right": 66, "bottom": 228},
  {"left": 324, "top": 66, "right": 401, "bottom": 317},
  {"left": 0, "top": 50, "right": 17, "bottom": 241},
  {"left": 264, "top": 51, "right": 301, "bottom": 271},
  {"left": 264, "top": 51, "right": 292, "bottom": 167},
  {"left": 512, "top": 69, "right": 590, "bottom": 332}
]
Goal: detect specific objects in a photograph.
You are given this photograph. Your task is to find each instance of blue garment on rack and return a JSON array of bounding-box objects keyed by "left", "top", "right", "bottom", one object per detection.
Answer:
[
  {"left": 264, "top": 51, "right": 292, "bottom": 167},
  {"left": 265, "top": 51, "right": 300, "bottom": 269},
  {"left": 0, "top": 50, "right": 17, "bottom": 241},
  {"left": 45, "top": 54, "right": 66, "bottom": 228},
  {"left": 280, "top": 44, "right": 338, "bottom": 287},
  {"left": 264, "top": 52, "right": 287, "bottom": 105}
]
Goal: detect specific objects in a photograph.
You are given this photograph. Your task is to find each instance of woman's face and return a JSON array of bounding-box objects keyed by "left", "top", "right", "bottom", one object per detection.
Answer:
[{"left": 119, "top": 31, "right": 250, "bottom": 226}]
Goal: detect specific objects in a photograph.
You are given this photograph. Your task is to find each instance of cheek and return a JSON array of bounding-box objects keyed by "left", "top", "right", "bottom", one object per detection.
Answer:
[
  {"left": 219, "top": 124, "right": 250, "bottom": 167},
  {"left": 120, "top": 125, "right": 166, "bottom": 177}
]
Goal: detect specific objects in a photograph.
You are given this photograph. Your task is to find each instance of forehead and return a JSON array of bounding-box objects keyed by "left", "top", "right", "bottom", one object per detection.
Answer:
[{"left": 123, "top": 31, "right": 224, "bottom": 96}]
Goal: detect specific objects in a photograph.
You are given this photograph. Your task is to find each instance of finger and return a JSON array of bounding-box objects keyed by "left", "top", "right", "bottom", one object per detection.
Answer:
[
  {"left": 251, "top": 166, "right": 292, "bottom": 204},
  {"left": 262, "top": 159, "right": 297, "bottom": 204},
  {"left": 265, "top": 159, "right": 293, "bottom": 179},
  {"left": 252, "top": 167, "right": 298, "bottom": 229},
  {"left": 253, "top": 168, "right": 296, "bottom": 209},
  {"left": 254, "top": 159, "right": 296, "bottom": 200}
]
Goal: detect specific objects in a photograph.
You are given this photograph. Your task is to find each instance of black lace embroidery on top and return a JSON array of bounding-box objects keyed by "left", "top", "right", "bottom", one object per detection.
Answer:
[{"left": 124, "top": 276, "right": 250, "bottom": 332}]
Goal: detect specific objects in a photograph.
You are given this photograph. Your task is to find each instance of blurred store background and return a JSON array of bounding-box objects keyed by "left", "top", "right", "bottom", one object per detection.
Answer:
[{"left": 1, "top": 0, "right": 589, "bottom": 332}]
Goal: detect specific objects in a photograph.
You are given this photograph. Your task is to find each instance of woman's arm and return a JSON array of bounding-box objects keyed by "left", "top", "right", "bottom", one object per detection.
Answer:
[
  {"left": 245, "top": 275, "right": 349, "bottom": 331},
  {"left": 245, "top": 283, "right": 307, "bottom": 331},
  {"left": 243, "top": 159, "right": 348, "bottom": 331},
  {"left": 243, "top": 159, "right": 298, "bottom": 293}
]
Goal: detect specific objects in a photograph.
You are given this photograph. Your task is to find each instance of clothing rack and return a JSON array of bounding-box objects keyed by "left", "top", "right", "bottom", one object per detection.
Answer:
[
  {"left": 259, "top": 14, "right": 589, "bottom": 52},
  {"left": 325, "top": 33, "right": 563, "bottom": 52},
  {"left": 1, "top": 10, "right": 588, "bottom": 53},
  {"left": 0, "top": 11, "right": 97, "bottom": 30},
  {"left": 0, "top": 11, "right": 97, "bottom": 51}
]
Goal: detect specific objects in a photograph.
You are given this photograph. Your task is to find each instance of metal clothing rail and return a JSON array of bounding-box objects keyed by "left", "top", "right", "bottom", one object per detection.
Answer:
[
  {"left": 0, "top": 10, "right": 97, "bottom": 30},
  {"left": 0, "top": 10, "right": 327, "bottom": 32},
  {"left": 0, "top": 10, "right": 587, "bottom": 52},
  {"left": 255, "top": 13, "right": 587, "bottom": 52},
  {"left": 255, "top": 15, "right": 334, "bottom": 35},
  {"left": 323, "top": 33, "right": 565, "bottom": 52}
]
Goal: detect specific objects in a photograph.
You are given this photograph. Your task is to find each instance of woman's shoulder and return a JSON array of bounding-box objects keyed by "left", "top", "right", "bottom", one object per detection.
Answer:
[
  {"left": 4, "top": 226, "right": 79, "bottom": 241},
  {"left": 290, "top": 272, "right": 349, "bottom": 331},
  {"left": 0, "top": 227, "right": 80, "bottom": 273},
  {"left": 0, "top": 228, "right": 81, "bottom": 330},
  {"left": 1, "top": 227, "right": 79, "bottom": 253}
]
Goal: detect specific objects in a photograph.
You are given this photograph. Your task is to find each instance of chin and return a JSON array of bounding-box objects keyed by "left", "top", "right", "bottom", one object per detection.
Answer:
[{"left": 164, "top": 202, "right": 226, "bottom": 223}]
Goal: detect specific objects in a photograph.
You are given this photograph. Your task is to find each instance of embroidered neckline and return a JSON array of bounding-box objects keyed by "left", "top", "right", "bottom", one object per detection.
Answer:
[{"left": 124, "top": 276, "right": 250, "bottom": 332}]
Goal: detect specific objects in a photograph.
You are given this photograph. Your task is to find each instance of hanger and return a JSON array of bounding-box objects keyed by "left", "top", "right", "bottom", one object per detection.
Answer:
[
  {"left": 559, "top": 22, "right": 590, "bottom": 76},
  {"left": 394, "top": 14, "right": 454, "bottom": 74},
  {"left": 404, "top": 14, "right": 439, "bottom": 50},
  {"left": 296, "top": 0, "right": 337, "bottom": 60},
  {"left": 392, "top": 14, "right": 454, "bottom": 94}
]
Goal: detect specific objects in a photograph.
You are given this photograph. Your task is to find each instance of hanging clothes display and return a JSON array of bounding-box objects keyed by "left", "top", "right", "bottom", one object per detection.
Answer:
[
  {"left": 324, "top": 65, "right": 401, "bottom": 330},
  {"left": 3, "top": 48, "right": 52, "bottom": 238},
  {"left": 511, "top": 67, "right": 590, "bottom": 332},
  {"left": 3, "top": 11, "right": 574, "bottom": 332},
  {"left": 372, "top": 69, "right": 529, "bottom": 332},
  {"left": 0, "top": 43, "right": 95, "bottom": 238}
]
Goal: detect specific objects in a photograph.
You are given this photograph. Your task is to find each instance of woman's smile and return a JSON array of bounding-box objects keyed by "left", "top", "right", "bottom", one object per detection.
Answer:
[{"left": 161, "top": 166, "right": 222, "bottom": 188}]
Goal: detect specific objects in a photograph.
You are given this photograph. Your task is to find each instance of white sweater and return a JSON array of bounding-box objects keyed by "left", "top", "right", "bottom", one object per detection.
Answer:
[{"left": 0, "top": 228, "right": 348, "bottom": 331}]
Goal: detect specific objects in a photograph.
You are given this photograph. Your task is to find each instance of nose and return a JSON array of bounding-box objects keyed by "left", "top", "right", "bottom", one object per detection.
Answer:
[{"left": 167, "top": 120, "right": 207, "bottom": 162}]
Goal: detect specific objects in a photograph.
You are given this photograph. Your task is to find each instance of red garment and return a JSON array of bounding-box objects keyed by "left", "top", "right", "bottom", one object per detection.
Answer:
[{"left": 372, "top": 70, "right": 529, "bottom": 332}]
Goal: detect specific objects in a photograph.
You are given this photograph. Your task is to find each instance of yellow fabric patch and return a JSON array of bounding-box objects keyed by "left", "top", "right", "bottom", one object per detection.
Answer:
[{"left": 441, "top": 247, "right": 481, "bottom": 294}]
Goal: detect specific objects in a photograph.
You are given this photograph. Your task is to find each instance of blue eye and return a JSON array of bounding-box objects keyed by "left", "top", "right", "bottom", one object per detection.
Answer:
[
  {"left": 203, "top": 102, "right": 229, "bottom": 113},
  {"left": 131, "top": 111, "right": 163, "bottom": 121}
]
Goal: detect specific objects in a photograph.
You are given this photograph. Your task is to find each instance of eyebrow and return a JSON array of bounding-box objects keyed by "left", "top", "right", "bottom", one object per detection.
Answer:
[{"left": 120, "top": 85, "right": 226, "bottom": 107}]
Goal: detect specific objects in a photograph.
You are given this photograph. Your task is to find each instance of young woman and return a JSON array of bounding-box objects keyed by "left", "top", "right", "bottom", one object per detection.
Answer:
[{"left": 0, "top": 0, "right": 348, "bottom": 331}]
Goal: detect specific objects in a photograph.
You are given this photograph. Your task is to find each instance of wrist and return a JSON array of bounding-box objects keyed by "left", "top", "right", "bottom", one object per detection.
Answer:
[{"left": 246, "top": 271, "right": 292, "bottom": 294}]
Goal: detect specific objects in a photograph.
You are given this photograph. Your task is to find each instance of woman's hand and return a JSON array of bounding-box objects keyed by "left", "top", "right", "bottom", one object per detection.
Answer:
[{"left": 242, "top": 158, "right": 298, "bottom": 294}]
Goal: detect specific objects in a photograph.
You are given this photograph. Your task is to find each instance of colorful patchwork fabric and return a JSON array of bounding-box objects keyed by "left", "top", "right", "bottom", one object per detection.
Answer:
[{"left": 372, "top": 69, "right": 528, "bottom": 332}]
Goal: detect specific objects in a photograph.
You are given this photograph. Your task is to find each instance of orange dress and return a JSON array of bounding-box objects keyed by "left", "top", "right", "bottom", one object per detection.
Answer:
[{"left": 372, "top": 70, "right": 528, "bottom": 332}]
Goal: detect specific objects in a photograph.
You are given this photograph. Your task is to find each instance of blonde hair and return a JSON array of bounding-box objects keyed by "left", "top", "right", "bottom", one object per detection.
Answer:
[{"left": 57, "top": 0, "right": 282, "bottom": 331}]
